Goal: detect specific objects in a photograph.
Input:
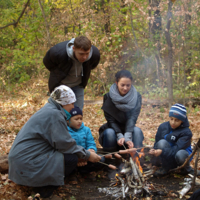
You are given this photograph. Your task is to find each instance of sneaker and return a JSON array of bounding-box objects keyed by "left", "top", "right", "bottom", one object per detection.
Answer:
[
  {"left": 68, "top": 173, "right": 78, "bottom": 185},
  {"left": 153, "top": 168, "right": 168, "bottom": 177}
]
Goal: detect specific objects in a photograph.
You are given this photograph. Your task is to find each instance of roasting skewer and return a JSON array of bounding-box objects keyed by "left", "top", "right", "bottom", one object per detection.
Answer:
[
  {"left": 98, "top": 147, "right": 148, "bottom": 155},
  {"left": 123, "top": 144, "right": 127, "bottom": 150}
]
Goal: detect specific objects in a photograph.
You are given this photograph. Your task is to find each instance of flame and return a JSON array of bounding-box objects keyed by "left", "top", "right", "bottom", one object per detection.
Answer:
[
  {"left": 135, "top": 156, "right": 143, "bottom": 173},
  {"left": 138, "top": 148, "right": 145, "bottom": 158},
  {"left": 129, "top": 151, "right": 136, "bottom": 158},
  {"left": 130, "top": 148, "right": 145, "bottom": 173}
]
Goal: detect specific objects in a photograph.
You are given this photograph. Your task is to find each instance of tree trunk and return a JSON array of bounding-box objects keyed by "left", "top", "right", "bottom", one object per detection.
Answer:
[
  {"left": 149, "top": 0, "right": 162, "bottom": 87},
  {"left": 38, "top": 0, "right": 51, "bottom": 48},
  {"left": 165, "top": 0, "right": 174, "bottom": 108},
  {"left": 101, "top": 0, "right": 111, "bottom": 35}
]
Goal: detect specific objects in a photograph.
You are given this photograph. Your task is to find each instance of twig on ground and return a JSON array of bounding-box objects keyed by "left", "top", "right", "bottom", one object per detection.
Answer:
[{"left": 191, "top": 152, "right": 199, "bottom": 191}]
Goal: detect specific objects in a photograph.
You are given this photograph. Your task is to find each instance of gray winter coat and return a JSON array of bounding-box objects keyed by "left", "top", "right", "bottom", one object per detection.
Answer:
[{"left": 8, "top": 98, "right": 90, "bottom": 187}]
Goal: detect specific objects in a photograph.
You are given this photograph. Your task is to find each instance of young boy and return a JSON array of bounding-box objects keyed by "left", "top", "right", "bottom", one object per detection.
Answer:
[
  {"left": 149, "top": 103, "right": 200, "bottom": 176},
  {"left": 68, "top": 107, "right": 105, "bottom": 178},
  {"left": 68, "top": 106, "right": 97, "bottom": 154}
]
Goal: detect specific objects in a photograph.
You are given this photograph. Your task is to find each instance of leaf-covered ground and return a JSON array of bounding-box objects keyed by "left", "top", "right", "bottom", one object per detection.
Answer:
[{"left": 0, "top": 79, "right": 200, "bottom": 199}]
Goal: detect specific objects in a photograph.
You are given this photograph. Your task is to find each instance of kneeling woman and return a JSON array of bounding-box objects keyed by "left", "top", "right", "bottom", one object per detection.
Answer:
[
  {"left": 99, "top": 70, "right": 144, "bottom": 152},
  {"left": 8, "top": 85, "right": 101, "bottom": 198}
]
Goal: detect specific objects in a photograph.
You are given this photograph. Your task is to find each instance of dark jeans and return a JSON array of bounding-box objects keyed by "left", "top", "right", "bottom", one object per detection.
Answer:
[
  {"left": 33, "top": 153, "right": 78, "bottom": 198},
  {"left": 71, "top": 85, "right": 84, "bottom": 110},
  {"left": 155, "top": 139, "right": 192, "bottom": 172},
  {"left": 102, "top": 127, "right": 144, "bottom": 152}
]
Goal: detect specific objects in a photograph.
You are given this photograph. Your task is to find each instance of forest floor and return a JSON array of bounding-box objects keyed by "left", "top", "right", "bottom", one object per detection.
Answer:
[{"left": 0, "top": 78, "right": 200, "bottom": 199}]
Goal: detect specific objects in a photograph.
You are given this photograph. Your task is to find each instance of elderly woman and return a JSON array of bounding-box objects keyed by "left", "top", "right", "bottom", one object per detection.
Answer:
[
  {"left": 99, "top": 70, "right": 144, "bottom": 152},
  {"left": 8, "top": 85, "right": 101, "bottom": 199}
]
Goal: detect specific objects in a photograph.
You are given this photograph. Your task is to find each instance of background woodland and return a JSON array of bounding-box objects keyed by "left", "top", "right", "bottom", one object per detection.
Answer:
[
  {"left": 0, "top": 0, "right": 200, "bottom": 104},
  {"left": 1, "top": 0, "right": 200, "bottom": 199}
]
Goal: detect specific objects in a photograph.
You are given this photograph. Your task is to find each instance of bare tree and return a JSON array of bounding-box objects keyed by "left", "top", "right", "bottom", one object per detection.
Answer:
[
  {"left": 38, "top": 0, "right": 51, "bottom": 48},
  {"left": 165, "top": 0, "right": 174, "bottom": 107},
  {"left": 149, "top": 0, "right": 162, "bottom": 87},
  {"left": 0, "top": 0, "right": 30, "bottom": 30}
]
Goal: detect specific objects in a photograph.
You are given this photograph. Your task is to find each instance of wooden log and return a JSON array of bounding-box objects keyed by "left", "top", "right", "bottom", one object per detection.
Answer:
[{"left": 0, "top": 155, "right": 8, "bottom": 174}]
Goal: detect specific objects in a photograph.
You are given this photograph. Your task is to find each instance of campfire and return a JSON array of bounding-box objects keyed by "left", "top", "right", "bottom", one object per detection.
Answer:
[
  {"left": 98, "top": 146, "right": 200, "bottom": 199},
  {"left": 98, "top": 148, "right": 157, "bottom": 199}
]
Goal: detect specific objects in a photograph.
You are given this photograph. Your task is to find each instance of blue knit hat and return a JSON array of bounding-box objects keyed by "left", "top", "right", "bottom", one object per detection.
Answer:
[
  {"left": 169, "top": 103, "right": 187, "bottom": 122},
  {"left": 70, "top": 106, "right": 83, "bottom": 117}
]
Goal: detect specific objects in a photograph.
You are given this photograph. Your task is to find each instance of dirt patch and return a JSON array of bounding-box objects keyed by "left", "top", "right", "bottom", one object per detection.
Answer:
[{"left": 50, "top": 172, "right": 198, "bottom": 200}]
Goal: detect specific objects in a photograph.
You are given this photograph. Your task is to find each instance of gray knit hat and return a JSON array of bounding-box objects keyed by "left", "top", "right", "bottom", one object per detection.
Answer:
[{"left": 169, "top": 103, "right": 187, "bottom": 122}]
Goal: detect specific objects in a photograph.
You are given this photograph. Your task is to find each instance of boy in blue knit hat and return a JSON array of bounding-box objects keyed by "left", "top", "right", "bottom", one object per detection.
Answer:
[
  {"left": 68, "top": 106, "right": 97, "bottom": 155},
  {"left": 149, "top": 103, "right": 200, "bottom": 177},
  {"left": 67, "top": 107, "right": 105, "bottom": 183}
]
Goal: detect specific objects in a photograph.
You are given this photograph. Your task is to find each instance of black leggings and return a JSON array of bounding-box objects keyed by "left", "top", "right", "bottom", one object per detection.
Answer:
[
  {"left": 64, "top": 153, "right": 78, "bottom": 176},
  {"left": 33, "top": 153, "right": 78, "bottom": 198}
]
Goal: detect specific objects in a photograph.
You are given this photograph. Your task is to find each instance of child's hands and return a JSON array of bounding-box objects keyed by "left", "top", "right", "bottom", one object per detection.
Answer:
[
  {"left": 88, "top": 152, "right": 101, "bottom": 163},
  {"left": 77, "top": 158, "right": 87, "bottom": 167},
  {"left": 77, "top": 161, "right": 87, "bottom": 167},
  {"left": 149, "top": 149, "right": 162, "bottom": 157},
  {"left": 88, "top": 149, "right": 95, "bottom": 153}
]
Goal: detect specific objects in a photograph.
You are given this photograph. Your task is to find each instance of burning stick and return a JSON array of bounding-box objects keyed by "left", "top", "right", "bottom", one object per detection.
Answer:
[
  {"left": 116, "top": 175, "right": 125, "bottom": 198},
  {"left": 129, "top": 157, "right": 142, "bottom": 186},
  {"left": 143, "top": 167, "right": 157, "bottom": 178},
  {"left": 120, "top": 166, "right": 132, "bottom": 174},
  {"left": 134, "top": 160, "right": 145, "bottom": 182}
]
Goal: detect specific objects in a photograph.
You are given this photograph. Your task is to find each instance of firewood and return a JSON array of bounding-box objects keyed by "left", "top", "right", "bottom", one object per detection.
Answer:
[
  {"left": 116, "top": 175, "right": 125, "bottom": 198},
  {"left": 179, "top": 184, "right": 191, "bottom": 199}
]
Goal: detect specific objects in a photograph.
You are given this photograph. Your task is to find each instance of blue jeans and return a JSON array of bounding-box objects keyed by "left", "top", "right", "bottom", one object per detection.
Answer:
[
  {"left": 102, "top": 127, "right": 144, "bottom": 152},
  {"left": 71, "top": 85, "right": 84, "bottom": 110},
  {"left": 155, "top": 139, "right": 192, "bottom": 172}
]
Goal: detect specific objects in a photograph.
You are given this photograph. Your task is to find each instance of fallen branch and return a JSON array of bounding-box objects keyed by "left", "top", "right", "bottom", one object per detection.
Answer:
[{"left": 191, "top": 152, "right": 199, "bottom": 191}]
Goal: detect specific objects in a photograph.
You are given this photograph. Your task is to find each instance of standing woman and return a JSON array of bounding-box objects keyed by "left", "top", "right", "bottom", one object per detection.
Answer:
[{"left": 99, "top": 70, "right": 144, "bottom": 152}]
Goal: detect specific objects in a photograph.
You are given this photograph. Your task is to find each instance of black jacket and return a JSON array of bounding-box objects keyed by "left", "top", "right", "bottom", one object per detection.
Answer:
[
  {"left": 99, "top": 92, "right": 142, "bottom": 144},
  {"left": 43, "top": 40, "right": 100, "bottom": 92},
  {"left": 154, "top": 118, "right": 192, "bottom": 169}
]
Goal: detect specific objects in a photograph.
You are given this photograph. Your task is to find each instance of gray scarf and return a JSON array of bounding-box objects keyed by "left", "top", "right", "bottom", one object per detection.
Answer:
[{"left": 109, "top": 83, "right": 138, "bottom": 112}]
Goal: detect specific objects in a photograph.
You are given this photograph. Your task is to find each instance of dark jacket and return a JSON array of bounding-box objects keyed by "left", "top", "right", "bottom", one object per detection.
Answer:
[
  {"left": 43, "top": 40, "right": 100, "bottom": 92},
  {"left": 154, "top": 118, "right": 192, "bottom": 169},
  {"left": 99, "top": 92, "right": 142, "bottom": 144}
]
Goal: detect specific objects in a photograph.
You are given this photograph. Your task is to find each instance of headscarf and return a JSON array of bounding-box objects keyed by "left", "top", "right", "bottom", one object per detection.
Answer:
[
  {"left": 50, "top": 85, "right": 76, "bottom": 105},
  {"left": 109, "top": 83, "right": 138, "bottom": 112}
]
